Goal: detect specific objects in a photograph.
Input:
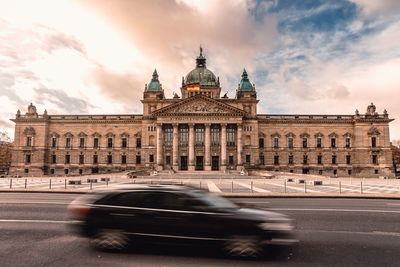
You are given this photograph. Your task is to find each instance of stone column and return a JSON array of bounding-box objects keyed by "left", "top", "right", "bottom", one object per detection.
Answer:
[
  {"left": 237, "top": 124, "right": 243, "bottom": 170},
  {"left": 205, "top": 123, "right": 211, "bottom": 171},
  {"left": 188, "top": 124, "right": 195, "bottom": 171},
  {"left": 172, "top": 123, "right": 179, "bottom": 170},
  {"left": 221, "top": 123, "right": 227, "bottom": 171},
  {"left": 156, "top": 123, "right": 163, "bottom": 170}
]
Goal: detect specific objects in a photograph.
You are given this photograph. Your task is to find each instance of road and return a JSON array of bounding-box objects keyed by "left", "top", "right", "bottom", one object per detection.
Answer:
[{"left": 0, "top": 193, "right": 399, "bottom": 266}]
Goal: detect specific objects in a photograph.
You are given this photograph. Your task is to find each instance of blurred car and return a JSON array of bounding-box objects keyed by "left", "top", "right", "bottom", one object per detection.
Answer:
[{"left": 68, "top": 184, "right": 296, "bottom": 258}]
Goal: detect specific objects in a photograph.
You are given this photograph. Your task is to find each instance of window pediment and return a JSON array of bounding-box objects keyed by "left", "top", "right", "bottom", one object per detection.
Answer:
[
  {"left": 92, "top": 132, "right": 101, "bottom": 138},
  {"left": 285, "top": 132, "right": 295, "bottom": 138},
  {"left": 270, "top": 132, "right": 281, "bottom": 138},
  {"left": 78, "top": 132, "right": 87, "bottom": 137},
  {"left": 300, "top": 132, "right": 310, "bottom": 138},
  {"left": 50, "top": 132, "right": 60, "bottom": 138},
  {"left": 368, "top": 127, "right": 381, "bottom": 136},
  {"left": 23, "top": 127, "right": 36, "bottom": 136},
  {"left": 314, "top": 132, "right": 324, "bottom": 137},
  {"left": 328, "top": 132, "right": 338, "bottom": 138},
  {"left": 64, "top": 132, "right": 73, "bottom": 138}
]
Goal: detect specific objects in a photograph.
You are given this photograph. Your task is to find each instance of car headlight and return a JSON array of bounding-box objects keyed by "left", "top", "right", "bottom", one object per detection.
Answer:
[{"left": 258, "top": 221, "right": 294, "bottom": 231}]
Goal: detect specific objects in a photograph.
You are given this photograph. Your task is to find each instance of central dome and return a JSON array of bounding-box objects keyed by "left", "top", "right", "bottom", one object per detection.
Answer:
[{"left": 183, "top": 47, "right": 218, "bottom": 87}]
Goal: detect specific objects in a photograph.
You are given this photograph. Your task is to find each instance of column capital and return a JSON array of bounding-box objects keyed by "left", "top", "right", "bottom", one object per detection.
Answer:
[
  {"left": 204, "top": 123, "right": 211, "bottom": 127},
  {"left": 172, "top": 123, "right": 179, "bottom": 128},
  {"left": 221, "top": 123, "right": 227, "bottom": 127},
  {"left": 188, "top": 123, "right": 195, "bottom": 128},
  {"left": 237, "top": 123, "right": 243, "bottom": 129}
]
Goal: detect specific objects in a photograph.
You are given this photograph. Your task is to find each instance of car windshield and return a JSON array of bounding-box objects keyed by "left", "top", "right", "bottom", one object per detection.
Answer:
[{"left": 193, "top": 191, "right": 239, "bottom": 210}]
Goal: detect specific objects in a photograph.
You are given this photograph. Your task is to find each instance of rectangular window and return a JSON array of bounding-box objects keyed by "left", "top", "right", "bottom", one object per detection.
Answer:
[
  {"left": 317, "top": 155, "right": 322, "bottom": 165},
  {"left": 79, "top": 137, "right": 85, "bottom": 148},
  {"left": 179, "top": 125, "right": 189, "bottom": 146},
  {"left": 93, "top": 137, "right": 99, "bottom": 148},
  {"left": 288, "top": 155, "right": 294, "bottom": 165},
  {"left": 227, "top": 125, "right": 236, "bottom": 147},
  {"left": 259, "top": 138, "right": 264, "bottom": 148},
  {"left": 26, "top": 137, "right": 32, "bottom": 147},
  {"left": 345, "top": 137, "right": 351, "bottom": 148},
  {"left": 136, "top": 137, "right": 141, "bottom": 148},
  {"left": 246, "top": 154, "right": 251, "bottom": 164},
  {"left": 332, "top": 155, "right": 337, "bottom": 165},
  {"left": 107, "top": 155, "right": 112, "bottom": 164},
  {"left": 66, "top": 137, "right": 71, "bottom": 148},
  {"left": 302, "top": 138, "right": 308, "bottom": 148},
  {"left": 274, "top": 155, "right": 279, "bottom": 165},
  {"left": 149, "top": 154, "right": 154, "bottom": 163},
  {"left": 259, "top": 155, "right": 265, "bottom": 165},
  {"left": 136, "top": 155, "right": 141, "bottom": 164},
  {"left": 51, "top": 137, "right": 57, "bottom": 148},
  {"left": 372, "top": 155, "right": 378, "bottom": 165},
  {"left": 50, "top": 169, "right": 55, "bottom": 175},
  {"left": 211, "top": 125, "right": 220, "bottom": 146},
  {"left": 346, "top": 155, "right": 351, "bottom": 165},
  {"left": 25, "top": 154, "right": 31, "bottom": 164},
  {"left": 65, "top": 154, "right": 70, "bottom": 164},
  {"left": 93, "top": 155, "right": 98, "bottom": 164},
  {"left": 273, "top": 137, "right": 279, "bottom": 148},
  {"left": 122, "top": 138, "right": 127, "bottom": 148},
  {"left": 371, "top": 137, "right": 377, "bottom": 148},
  {"left": 52, "top": 154, "right": 57, "bottom": 164},
  {"left": 79, "top": 155, "right": 84, "bottom": 164},
  {"left": 303, "top": 155, "right": 308, "bottom": 164},
  {"left": 228, "top": 155, "right": 234, "bottom": 165},
  {"left": 164, "top": 125, "right": 173, "bottom": 146},
  {"left": 348, "top": 169, "right": 352, "bottom": 175},
  {"left": 107, "top": 138, "right": 113, "bottom": 148},
  {"left": 121, "top": 155, "right": 127, "bottom": 164},
  {"left": 288, "top": 137, "right": 293, "bottom": 149},
  {"left": 165, "top": 155, "right": 171, "bottom": 165},
  {"left": 331, "top": 138, "right": 336, "bottom": 148},
  {"left": 316, "top": 137, "right": 322, "bottom": 148},
  {"left": 195, "top": 125, "right": 205, "bottom": 146}
]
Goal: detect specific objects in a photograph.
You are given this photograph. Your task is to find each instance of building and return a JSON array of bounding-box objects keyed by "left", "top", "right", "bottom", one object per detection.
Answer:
[{"left": 10, "top": 48, "right": 394, "bottom": 177}]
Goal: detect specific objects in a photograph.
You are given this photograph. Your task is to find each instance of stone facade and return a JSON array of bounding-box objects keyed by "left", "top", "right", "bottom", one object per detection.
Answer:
[{"left": 9, "top": 49, "right": 395, "bottom": 177}]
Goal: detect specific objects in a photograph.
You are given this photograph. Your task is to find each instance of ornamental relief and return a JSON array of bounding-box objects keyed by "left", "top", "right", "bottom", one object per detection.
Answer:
[{"left": 168, "top": 101, "right": 231, "bottom": 114}]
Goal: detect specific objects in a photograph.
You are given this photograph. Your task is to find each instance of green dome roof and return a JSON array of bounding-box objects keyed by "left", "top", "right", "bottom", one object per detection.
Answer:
[
  {"left": 184, "top": 47, "right": 218, "bottom": 87},
  {"left": 148, "top": 69, "right": 161, "bottom": 91},
  {"left": 239, "top": 69, "right": 254, "bottom": 91}
]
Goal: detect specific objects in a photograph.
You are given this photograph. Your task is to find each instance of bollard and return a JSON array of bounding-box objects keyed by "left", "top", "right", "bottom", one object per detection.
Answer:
[
  {"left": 65, "top": 179, "right": 67, "bottom": 190},
  {"left": 231, "top": 181, "right": 233, "bottom": 193},
  {"left": 361, "top": 181, "right": 363, "bottom": 194},
  {"left": 251, "top": 181, "right": 253, "bottom": 193},
  {"left": 339, "top": 181, "right": 341, "bottom": 194},
  {"left": 106, "top": 179, "right": 109, "bottom": 187},
  {"left": 10, "top": 179, "right": 12, "bottom": 189},
  {"left": 284, "top": 180, "right": 287, "bottom": 193},
  {"left": 25, "top": 178, "right": 27, "bottom": 189},
  {"left": 49, "top": 179, "right": 52, "bottom": 189},
  {"left": 199, "top": 181, "right": 202, "bottom": 189},
  {"left": 304, "top": 181, "right": 307, "bottom": 193},
  {"left": 90, "top": 181, "right": 92, "bottom": 190}
]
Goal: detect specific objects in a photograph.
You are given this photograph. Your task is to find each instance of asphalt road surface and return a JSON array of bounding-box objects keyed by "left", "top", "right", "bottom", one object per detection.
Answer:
[{"left": 0, "top": 193, "right": 399, "bottom": 267}]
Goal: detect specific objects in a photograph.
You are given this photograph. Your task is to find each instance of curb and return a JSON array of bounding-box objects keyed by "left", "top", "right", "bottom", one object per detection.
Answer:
[{"left": 1, "top": 190, "right": 399, "bottom": 200}]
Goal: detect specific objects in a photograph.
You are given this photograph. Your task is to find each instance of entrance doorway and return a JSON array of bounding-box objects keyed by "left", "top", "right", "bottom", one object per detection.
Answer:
[
  {"left": 302, "top": 168, "right": 309, "bottom": 174},
  {"left": 195, "top": 156, "right": 204, "bottom": 171},
  {"left": 212, "top": 156, "right": 219, "bottom": 171},
  {"left": 180, "top": 156, "right": 188, "bottom": 171}
]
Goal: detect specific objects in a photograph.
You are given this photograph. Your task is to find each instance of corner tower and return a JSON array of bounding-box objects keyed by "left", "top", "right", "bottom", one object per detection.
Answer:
[{"left": 181, "top": 47, "right": 221, "bottom": 99}]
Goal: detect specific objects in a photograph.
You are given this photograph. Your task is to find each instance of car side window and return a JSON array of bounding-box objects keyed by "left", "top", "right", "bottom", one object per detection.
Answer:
[{"left": 107, "top": 191, "right": 155, "bottom": 208}]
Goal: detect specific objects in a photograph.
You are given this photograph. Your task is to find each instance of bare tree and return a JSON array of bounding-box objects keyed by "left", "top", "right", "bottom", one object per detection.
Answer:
[{"left": 0, "top": 131, "right": 11, "bottom": 143}]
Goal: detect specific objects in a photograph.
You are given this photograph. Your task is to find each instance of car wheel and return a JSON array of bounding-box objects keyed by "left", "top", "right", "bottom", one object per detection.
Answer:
[
  {"left": 91, "top": 229, "right": 129, "bottom": 251},
  {"left": 224, "top": 235, "right": 263, "bottom": 259}
]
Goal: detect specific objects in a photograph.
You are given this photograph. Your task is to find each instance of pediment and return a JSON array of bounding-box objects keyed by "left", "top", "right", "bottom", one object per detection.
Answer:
[{"left": 152, "top": 95, "right": 246, "bottom": 117}]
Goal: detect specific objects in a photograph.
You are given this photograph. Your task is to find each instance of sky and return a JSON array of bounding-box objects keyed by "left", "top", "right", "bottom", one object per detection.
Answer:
[{"left": 0, "top": 0, "right": 400, "bottom": 142}]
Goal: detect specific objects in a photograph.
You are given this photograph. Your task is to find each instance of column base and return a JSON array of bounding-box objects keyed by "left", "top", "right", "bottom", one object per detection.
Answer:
[
  {"left": 188, "top": 165, "right": 195, "bottom": 171},
  {"left": 220, "top": 165, "right": 227, "bottom": 171},
  {"left": 172, "top": 165, "right": 179, "bottom": 172},
  {"left": 204, "top": 165, "right": 211, "bottom": 171},
  {"left": 236, "top": 165, "right": 243, "bottom": 171},
  {"left": 156, "top": 165, "right": 164, "bottom": 171}
]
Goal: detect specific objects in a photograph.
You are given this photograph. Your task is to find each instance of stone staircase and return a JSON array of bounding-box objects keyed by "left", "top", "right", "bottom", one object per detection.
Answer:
[{"left": 140, "top": 170, "right": 253, "bottom": 179}]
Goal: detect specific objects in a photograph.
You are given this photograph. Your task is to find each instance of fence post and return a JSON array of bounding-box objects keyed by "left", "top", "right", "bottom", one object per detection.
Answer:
[
  {"left": 360, "top": 181, "right": 363, "bottom": 194},
  {"left": 10, "top": 179, "right": 12, "bottom": 189},
  {"left": 25, "top": 178, "right": 27, "bottom": 189},
  {"left": 49, "top": 179, "right": 52, "bottom": 189},
  {"left": 231, "top": 181, "right": 233, "bottom": 193},
  {"left": 304, "top": 181, "right": 307, "bottom": 193},
  {"left": 284, "top": 180, "right": 287, "bottom": 193},
  {"left": 65, "top": 179, "right": 67, "bottom": 190},
  {"left": 251, "top": 181, "right": 253, "bottom": 193},
  {"left": 106, "top": 179, "right": 109, "bottom": 187},
  {"left": 90, "top": 181, "right": 92, "bottom": 190},
  {"left": 339, "top": 181, "right": 341, "bottom": 194},
  {"left": 199, "top": 181, "right": 202, "bottom": 189}
]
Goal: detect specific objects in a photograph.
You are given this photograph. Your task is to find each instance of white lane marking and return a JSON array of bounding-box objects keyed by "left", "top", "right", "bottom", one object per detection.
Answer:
[
  {"left": 263, "top": 181, "right": 319, "bottom": 193},
  {"left": 386, "top": 203, "right": 400, "bottom": 206},
  {"left": 206, "top": 180, "right": 221, "bottom": 193},
  {"left": 0, "top": 219, "right": 73, "bottom": 224},
  {"left": 268, "top": 208, "right": 400, "bottom": 214},
  {"left": 297, "top": 229, "right": 400, "bottom": 237},
  {"left": 234, "top": 181, "right": 271, "bottom": 193}
]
